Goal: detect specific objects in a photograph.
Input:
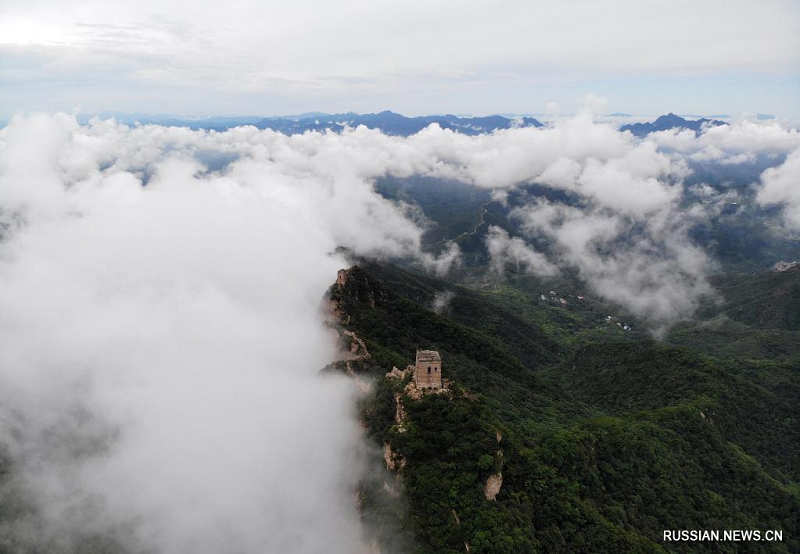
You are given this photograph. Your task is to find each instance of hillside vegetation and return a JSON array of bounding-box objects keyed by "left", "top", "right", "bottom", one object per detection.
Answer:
[{"left": 332, "top": 264, "right": 800, "bottom": 553}]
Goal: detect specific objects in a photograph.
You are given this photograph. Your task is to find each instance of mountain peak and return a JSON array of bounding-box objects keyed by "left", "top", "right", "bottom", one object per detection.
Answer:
[{"left": 621, "top": 113, "right": 726, "bottom": 137}]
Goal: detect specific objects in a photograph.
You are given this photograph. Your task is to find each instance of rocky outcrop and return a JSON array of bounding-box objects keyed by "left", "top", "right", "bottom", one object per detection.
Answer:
[
  {"left": 383, "top": 367, "right": 412, "bottom": 433},
  {"left": 383, "top": 443, "right": 406, "bottom": 471},
  {"left": 484, "top": 473, "right": 503, "bottom": 501},
  {"left": 394, "top": 393, "right": 406, "bottom": 425},
  {"left": 773, "top": 261, "right": 799, "bottom": 272},
  {"left": 483, "top": 447, "right": 504, "bottom": 500}
]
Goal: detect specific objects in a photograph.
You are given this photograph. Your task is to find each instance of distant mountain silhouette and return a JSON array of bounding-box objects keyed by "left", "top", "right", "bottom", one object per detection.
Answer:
[
  {"left": 74, "top": 111, "right": 543, "bottom": 136},
  {"left": 620, "top": 113, "right": 727, "bottom": 137},
  {"left": 253, "top": 110, "right": 543, "bottom": 136}
]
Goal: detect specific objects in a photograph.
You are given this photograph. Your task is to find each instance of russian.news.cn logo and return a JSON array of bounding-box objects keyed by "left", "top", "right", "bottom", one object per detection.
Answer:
[{"left": 663, "top": 530, "right": 783, "bottom": 542}]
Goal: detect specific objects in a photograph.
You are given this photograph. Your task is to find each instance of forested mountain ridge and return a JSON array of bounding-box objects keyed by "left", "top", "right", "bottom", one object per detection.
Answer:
[{"left": 329, "top": 264, "right": 800, "bottom": 553}]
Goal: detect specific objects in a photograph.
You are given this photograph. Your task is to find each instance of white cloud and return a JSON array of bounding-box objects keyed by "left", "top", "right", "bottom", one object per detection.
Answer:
[
  {"left": 431, "top": 290, "right": 455, "bottom": 314},
  {"left": 0, "top": 114, "right": 458, "bottom": 553},
  {"left": 511, "top": 200, "right": 714, "bottom": 332},
  {"left": 757, "top": 147, "right": 800, "bottom": 230},
  {"left": 651, "top": 120, "right": 800, "bottom": 158},
  {"left": 485, "top": 226, "right": 558, "bottom": 277}
]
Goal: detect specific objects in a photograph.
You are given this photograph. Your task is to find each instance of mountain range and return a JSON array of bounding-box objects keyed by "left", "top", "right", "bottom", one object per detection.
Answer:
[
  {"left": 68, "top": 111, "right": 743, "bottom": 137},
  {"left": 620, "top": 113, "right": 727, "bottom": 137},
  {"left": 254, "top": 111, "right": 544, "bottom": 136},
  {"left": 76, "top": 111, "right": 543, "bottom": 136}
]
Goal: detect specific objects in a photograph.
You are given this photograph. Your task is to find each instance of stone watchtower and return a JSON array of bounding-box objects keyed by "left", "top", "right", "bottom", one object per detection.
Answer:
[{"left": 413, "top": 350, "right": 442, "bottom": 389}]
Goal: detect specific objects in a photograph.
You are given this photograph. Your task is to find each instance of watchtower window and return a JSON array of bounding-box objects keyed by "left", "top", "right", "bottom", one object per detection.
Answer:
[{"left": 427, "top": 365, "right": 431, "bottom": 373}]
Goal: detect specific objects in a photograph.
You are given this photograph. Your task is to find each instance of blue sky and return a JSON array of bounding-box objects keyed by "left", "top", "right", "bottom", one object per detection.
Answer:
[{"left": 1, "top": 0, "right": 798, "bottom": 119}]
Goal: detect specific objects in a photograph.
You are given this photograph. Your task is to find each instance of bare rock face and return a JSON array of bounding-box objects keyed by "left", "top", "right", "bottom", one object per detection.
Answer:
[
  {"left": 773, "top": 261, "right": 799, "bottom": 272},
  {"left": 383, "top": 368, "right": 412, "bottom": 433},
  {"left": 383, "top": 443, "right": 406, "bottom": 471},
  {"left": 394, "top": 393, "right": 406, "bottom": 424},
  {"left": 484, "top": 473, "right": 503, "bottom": 501}
]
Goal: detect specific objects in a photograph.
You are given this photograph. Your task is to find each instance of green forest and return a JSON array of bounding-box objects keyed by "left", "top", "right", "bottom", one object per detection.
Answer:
[{"left": 331, "top": 263, "right": 800, "bottom": 553}]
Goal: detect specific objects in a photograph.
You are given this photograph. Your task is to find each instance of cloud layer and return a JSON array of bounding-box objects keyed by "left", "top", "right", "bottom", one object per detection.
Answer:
[
  {"left": 0, "top": 114, "right": 455, "bottom": 553},
  {"left": 0, "top": 111, "right": 798, "bottom": 550},
  {"left": 757, "top": 148, "right": 800, "bottom": 230}
]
